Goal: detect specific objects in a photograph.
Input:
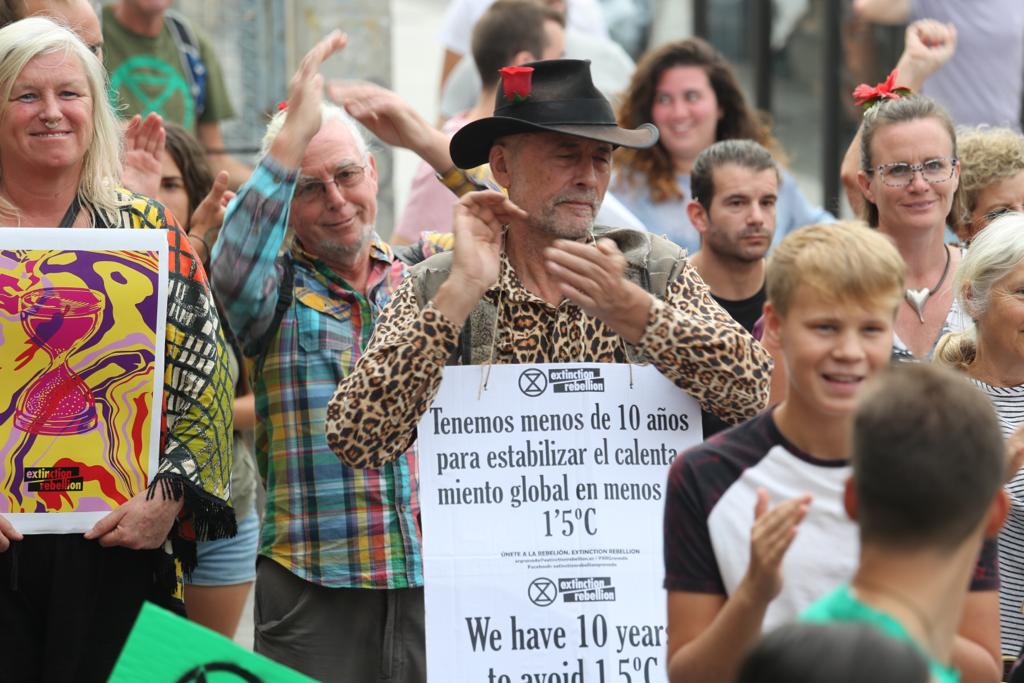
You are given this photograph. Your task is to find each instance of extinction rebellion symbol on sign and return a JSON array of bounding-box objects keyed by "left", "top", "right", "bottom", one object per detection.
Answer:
[
  {"left": 518, "top": 369, "right": 547, "bottom": 397},
  {"left": 528, "top": 577, "right": 557, "bottom": 606},
  {"left": 518, "top": 367, "right": 606, "bottom": 397}
]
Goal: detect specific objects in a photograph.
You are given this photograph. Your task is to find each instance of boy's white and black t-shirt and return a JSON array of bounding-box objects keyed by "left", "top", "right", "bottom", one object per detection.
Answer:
[
  {"left": 972, "top": 379, "right": 1024, "bottom": 657},
  {"left": 664, "top": 410, "right": 999, "bottom": 632}
]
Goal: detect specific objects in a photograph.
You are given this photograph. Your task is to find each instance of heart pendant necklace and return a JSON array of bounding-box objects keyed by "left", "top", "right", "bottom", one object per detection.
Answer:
[{"left": 905, "top": 244, "right": 951, "bottom": 323}]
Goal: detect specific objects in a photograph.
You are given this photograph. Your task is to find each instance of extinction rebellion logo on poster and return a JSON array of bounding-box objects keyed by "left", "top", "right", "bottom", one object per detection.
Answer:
[
  {"left": 529, "top": 577, "right": 617, "bottom": 606},
  {"left": 518, "top": 368, "right": 605, "bottom": 397},
  {"left": 25, "top": 467, "right": 84, "bottom": 492},
  {"left": 560, "top": 577, "right": 616, "bottom": 603}
]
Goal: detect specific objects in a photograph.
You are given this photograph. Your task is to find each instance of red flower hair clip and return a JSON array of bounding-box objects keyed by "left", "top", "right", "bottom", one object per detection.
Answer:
[
  {"left": 500, "top": 66, "right": 534, "bottom": 103},
  {"left": 852, "top": 69, "right": 911, "bottom": 110}
]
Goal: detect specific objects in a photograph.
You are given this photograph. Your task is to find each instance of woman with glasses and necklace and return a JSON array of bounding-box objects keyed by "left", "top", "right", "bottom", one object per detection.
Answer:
[{"left": 854, "top": 94, "right": 967, "bottom": 361}]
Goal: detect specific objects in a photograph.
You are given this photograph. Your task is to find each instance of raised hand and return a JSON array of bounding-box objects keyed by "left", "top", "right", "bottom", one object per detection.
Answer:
[
  {"left": 544, "top": 238, "right": 653, "bottom": 344},
  {"left": 122, "top": 112, "right": 165, "bottom": 199},
  {"left": 271, "top": 30, "right": 349, "bottom": 167},
  {"left": 84, "top": 486, "right": 184, "bottom": 550},
  {"left": 739, "top": 488, "right": 812, "bottom": 604},
  {"left": 189, "top": 171, "right": 234, "bottom": 250},
  {"left": 327, "top": 80, "right": 451, "bottom": 171},
  {"left": 896, "top": 19, "right": 957, "bottom": 91}
]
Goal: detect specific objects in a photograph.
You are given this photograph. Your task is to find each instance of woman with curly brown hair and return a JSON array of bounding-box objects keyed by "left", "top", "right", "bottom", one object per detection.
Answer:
[{"left": 612, "top": 38, "right": 830, "bottom": 253}]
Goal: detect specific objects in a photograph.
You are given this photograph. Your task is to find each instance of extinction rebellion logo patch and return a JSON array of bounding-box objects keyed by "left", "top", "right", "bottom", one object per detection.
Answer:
[{"left": 518, "top": 368, "right": 605, "bottom": 397}]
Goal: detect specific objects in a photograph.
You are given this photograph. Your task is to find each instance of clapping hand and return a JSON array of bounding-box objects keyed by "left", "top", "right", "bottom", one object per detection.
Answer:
[
  {"left": 434, "top": 191, "right": 527, "bottom": 325},
  {"left": 544, "top": 238, "right": 653, "bottom": 344},
  {"left": 327, "top": 80, "right": 452, "bottom": 173},
  {"left": 1007, "top": 424, "right": 1024, "bottom": 482},
  {"left": 122, "top": 113, "right": 166, "bottom": 199},
  {"left": 189, "top": 171, "right": 235, "bottom": 252},
  {"left": 271, "top": 30, "right": 349, "bottom": 167},
  {"left": 739, "top": 488, "right": 811, "bottom": 605}
]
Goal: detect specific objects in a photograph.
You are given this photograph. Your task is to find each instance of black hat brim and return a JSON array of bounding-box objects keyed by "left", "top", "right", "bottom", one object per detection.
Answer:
[{"left": 449, "top": 118, "right": 659, "bottom": 169}]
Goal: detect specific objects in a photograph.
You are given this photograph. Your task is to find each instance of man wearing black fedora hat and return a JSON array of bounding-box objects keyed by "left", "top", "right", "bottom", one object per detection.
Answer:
[{"left": 324, "top": 58, "right": 772, "bottom": 470}]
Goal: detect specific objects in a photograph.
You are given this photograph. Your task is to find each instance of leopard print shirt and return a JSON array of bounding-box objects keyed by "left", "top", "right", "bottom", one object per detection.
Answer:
[{"left": 325, "top": 255, "right": 771, "bottom": 468}]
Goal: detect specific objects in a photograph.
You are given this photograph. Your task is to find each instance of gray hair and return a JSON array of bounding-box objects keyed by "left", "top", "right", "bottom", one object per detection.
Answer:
[
  {"left": 935, "top": 212, "right": 1024, "bottom": 369},
  {"left": 261, "top": 102, "right": 369, "bottom": 161},
  {"left": 0, "top": 16, "right": 123, "bottom": 219}
]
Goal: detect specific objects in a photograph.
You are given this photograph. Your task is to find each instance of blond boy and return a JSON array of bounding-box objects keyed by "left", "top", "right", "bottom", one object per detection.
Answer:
[{"left": 662, "top": 222, "right": 1002, "bottom": 683}]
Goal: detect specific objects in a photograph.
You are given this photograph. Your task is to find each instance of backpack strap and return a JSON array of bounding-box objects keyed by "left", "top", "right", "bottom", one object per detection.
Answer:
[
  {"left": 248, "top": 258, "right": 294, "bottom": 376},
  {"left": 164, "top": 9, "right": 207, "bottom": 119}
]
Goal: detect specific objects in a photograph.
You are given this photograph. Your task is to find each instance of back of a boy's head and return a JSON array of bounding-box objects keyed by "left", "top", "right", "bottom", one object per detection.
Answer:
[
  {"left": 766, "top": 221, "right": 904, "bottom": 318},
  {"left": 853, "top": 364, "right": 1004, "bottom": 550},
  {"left": 737, "top": 622, "right": 929, "bottom": 683}
]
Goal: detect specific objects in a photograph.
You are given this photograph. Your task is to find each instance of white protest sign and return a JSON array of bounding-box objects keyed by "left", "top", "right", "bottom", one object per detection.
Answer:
[{"left": 419, "top": 363, "right": 702, "bottom": 683}]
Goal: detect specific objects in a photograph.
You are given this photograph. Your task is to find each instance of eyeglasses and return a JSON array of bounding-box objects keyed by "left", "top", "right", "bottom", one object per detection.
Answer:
[
  {"left": 870, "top": 157, "right": 958, "bottom": 188},
  {"left": 294, "top": 164, "right": 366, "bottom": 201},
  {"left": 982, "top": 205, "right": 1024, "bottom": 225}
]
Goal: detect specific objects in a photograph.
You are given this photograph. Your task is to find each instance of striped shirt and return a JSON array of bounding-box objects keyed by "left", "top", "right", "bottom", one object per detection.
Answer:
[
  {"left": 971, "top": 379, "right": 1024, "bottom": 656},
  {"left": 211, "top": 156, "right": 436, "bottom": 589}
]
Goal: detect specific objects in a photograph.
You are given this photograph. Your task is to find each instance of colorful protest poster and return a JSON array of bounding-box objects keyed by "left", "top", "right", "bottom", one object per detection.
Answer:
[
  {"left": 109, "top": 602, "right": 316, "bottom": 682},
  {"left": 0, "top": 229, "right": 167, "bottom": 534},
  {"left": 418, "top": 363, "right": 702, "bottom": 683}
]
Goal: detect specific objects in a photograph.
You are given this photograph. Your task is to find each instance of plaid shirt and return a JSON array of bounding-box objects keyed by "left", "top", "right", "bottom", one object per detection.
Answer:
[{"left": 211, "top": 156, "right": 423, "bottom": 588}]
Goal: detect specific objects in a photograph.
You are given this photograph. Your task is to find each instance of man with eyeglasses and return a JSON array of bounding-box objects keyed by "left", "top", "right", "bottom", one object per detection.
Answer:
[{"left": 211, "top": 34, "right": 448, "bottom": 682}]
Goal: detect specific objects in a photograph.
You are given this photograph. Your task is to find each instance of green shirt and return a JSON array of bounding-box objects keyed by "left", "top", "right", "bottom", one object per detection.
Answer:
[
  {"left": 802, "top": 585, "right": 960, "bottom": 683},
  {"left": 102, "top": 6, "right": 235, "bottom": 131}
]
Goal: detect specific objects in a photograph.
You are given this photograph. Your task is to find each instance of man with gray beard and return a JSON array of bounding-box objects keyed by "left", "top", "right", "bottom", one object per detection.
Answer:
[
  {"left": 210, "top": 34, "right": 448, "bottom": 682},
  {"left": 324, "top": 60, "right": 772, "bottom": 472},
  {"left": 686, "top": 140, "right": 779, "bottom": 437}
]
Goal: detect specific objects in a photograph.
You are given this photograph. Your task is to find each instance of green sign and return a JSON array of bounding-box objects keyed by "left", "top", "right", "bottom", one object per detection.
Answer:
[{"left": 109, "top": 602, "right": 315, "bottom": 682}]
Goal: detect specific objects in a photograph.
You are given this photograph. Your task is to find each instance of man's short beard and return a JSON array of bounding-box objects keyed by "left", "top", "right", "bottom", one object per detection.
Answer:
[
  {"left": 526, "top": 193, "right": 600, "bottom": 240},
  {"left": 312, "top": 223, "right": 375, "bottom": 265},
  {"left": 705, "top": 225, "right": 772, "bottom": 264}
]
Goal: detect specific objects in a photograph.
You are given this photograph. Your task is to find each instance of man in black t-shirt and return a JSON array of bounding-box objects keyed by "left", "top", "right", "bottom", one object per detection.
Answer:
[{"left": 687, "top": 140, "right": 778, "bottom": 437}]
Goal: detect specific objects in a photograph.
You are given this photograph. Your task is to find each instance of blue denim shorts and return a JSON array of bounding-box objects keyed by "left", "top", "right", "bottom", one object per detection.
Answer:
[{"left": 187, "top": 508, "right": 259, "bottom": 586}]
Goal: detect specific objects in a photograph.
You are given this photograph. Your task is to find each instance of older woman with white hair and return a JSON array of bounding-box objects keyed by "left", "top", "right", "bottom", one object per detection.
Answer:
[
  {"left": 937, "top": 212, "right": 1024, "bottom": 661},
  {"left": 0, "top": 17, "right": 233, "bottom": 682}
]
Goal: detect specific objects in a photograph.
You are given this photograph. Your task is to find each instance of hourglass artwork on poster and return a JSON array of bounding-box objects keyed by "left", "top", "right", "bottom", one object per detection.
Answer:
[{"left": 0, "top": 229, "right": 167, "bottom": 533}]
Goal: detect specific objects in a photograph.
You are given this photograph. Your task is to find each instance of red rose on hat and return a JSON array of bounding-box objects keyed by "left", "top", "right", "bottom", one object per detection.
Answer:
[{"left": 500, "top": 66, "right": 534, "bottom": 103}]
